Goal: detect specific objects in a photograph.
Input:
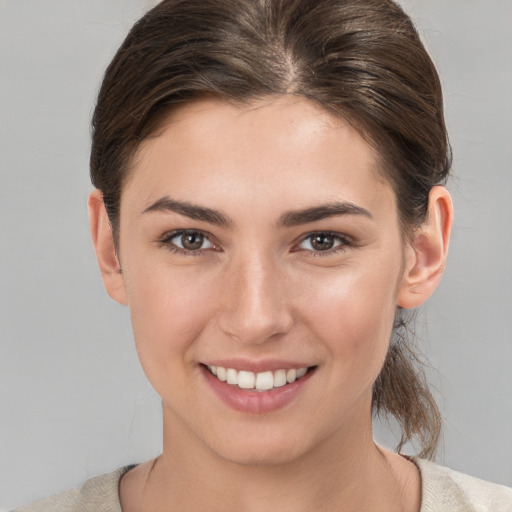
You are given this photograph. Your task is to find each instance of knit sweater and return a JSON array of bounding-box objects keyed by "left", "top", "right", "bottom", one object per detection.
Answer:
[{"left": 13, "top": 458, "right": 512, "bottom": 511}]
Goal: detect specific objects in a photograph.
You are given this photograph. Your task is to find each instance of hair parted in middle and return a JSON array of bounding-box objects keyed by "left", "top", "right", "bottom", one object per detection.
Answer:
[{"left": 91, "top": 0, "right": 451, "bottom": 458}]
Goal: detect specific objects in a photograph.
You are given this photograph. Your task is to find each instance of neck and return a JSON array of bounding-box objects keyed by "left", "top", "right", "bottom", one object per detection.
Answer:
[{"left": 130, "top": 403, "right": 417, "bottom": 512}]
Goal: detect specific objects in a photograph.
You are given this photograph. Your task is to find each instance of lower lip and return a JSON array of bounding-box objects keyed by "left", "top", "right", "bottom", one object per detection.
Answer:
[{"left": 202, "top": 365, "right": 315, "bottom": 414}]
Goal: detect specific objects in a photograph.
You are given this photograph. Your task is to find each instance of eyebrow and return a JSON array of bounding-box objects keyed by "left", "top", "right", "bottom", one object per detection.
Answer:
[
  {"left": 142, "top": 197, "right": 233, "bottom": 227},
  {"left": 142, "top": 196, "right": 372, "bottom": 228},
  {"left": 277, "top": 202, "right": 372, "bottom": 227}
]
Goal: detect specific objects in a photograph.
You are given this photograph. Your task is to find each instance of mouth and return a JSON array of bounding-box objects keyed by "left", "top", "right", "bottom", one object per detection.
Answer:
[
  {"left": 202, "top": 364, "right": 316, "bottom": 392},
  {"left": 201, "top": 362, "right": 317, "bottom": 414}
]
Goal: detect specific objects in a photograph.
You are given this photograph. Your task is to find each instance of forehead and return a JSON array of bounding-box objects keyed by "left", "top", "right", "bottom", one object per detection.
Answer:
[{"left": 123, "top": 95, "right": 396, "bottom": 220}]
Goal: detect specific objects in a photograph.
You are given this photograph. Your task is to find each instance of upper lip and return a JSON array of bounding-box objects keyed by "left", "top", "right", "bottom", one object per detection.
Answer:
[{"left": 201, "top": 359, "right": 315, "bottom": 373}]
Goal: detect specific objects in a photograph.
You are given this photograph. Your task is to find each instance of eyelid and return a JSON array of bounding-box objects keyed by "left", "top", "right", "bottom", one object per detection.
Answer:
[
  {"left": 157, "top": 229, "right": 220, "bottom": 254},
  {"left": 293, "top": 231, "right": 353, "bottom": 255},
  {"left": 156, "top": 229, "right": 354, "bottom": 257}
]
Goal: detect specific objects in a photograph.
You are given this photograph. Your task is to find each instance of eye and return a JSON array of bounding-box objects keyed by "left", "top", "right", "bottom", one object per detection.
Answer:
[
  {"left": 161, "top": 230, "right": 215, "bottom": 253},
  {"left": 297, "top": 232, "right": 346, "bottom": 253}
]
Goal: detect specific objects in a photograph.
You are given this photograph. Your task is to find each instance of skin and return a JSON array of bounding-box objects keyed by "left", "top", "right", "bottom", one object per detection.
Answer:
[{"left": 89, "top": 95, "right": 453, "bottom": 512}]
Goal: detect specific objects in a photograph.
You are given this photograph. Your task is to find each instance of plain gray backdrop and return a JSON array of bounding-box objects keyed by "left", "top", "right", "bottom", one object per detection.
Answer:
[{"left": 1, "top": 0, "right": 511, "bottom": 509}]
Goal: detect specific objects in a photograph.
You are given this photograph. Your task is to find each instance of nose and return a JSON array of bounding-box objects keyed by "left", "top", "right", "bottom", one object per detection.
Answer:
[{"left": 217, "top": 252, "right": 294, "bottom": 345}]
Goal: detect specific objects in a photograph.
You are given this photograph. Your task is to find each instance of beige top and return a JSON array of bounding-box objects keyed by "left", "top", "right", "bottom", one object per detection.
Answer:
[{"left": 13, "top": 458, "right": 512, "bottom": 512}]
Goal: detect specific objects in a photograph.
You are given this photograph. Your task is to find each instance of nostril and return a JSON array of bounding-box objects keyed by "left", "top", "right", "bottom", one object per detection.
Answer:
[
  {"left": 216, "top": 270, "right": 294, "bottom": 344},
  {"left": 217, "top": 313, "right": 294, "bottom": 345}
]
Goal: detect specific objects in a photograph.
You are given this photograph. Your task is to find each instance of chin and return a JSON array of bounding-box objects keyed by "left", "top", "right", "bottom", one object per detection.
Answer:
[{"left": 203, "top": 426, "right": 314, "bottom": 467}]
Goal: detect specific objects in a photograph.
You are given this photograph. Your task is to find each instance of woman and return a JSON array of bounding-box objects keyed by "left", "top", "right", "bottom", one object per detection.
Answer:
[{"left": 15, "top": 0, "right": 512, "bottom": 510}]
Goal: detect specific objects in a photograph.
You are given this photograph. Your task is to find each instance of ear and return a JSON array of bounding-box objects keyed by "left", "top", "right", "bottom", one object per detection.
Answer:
[
  {"left": 397, "top": 185, "right": 453, "bottom": 309},
  {"left": 88, "top": 189, "right": 128, "bottom": 306}
]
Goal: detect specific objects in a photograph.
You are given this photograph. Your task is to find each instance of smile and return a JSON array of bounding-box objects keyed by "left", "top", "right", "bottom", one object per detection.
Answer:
[
  {"left": 205, "top": 365, "right": 310, "bottom": 391},
  {"left": 202, "top": 362, "right": 317, "bottom": 413}
]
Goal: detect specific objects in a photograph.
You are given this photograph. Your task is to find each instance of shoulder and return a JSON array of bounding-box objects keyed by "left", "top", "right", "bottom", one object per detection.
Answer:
[
  {"left": 12, "top": 466, "right": 134, "bottom": 512},
  {"left": 415, "top": 458, "right": 512, "bottom": 512}
]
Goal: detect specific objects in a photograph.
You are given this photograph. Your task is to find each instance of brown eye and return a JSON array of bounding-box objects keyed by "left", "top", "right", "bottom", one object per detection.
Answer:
[
  {"left": 169, "top": 230, "right": 214, "bottom": 251},
  {"left": 310, "top": 233, "right": 335, "bottom": 250},
  {"left": 298, "top": 232, "right": 345, "bottom": 252},
  {"left": 181, "top": 232, "right": 204, "bottom": 250}
]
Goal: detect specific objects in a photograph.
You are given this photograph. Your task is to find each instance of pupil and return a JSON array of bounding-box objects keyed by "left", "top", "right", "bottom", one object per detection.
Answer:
[
  {"left": 182, "top": 232, "right": 203, "bottom": 250},
  {"left": 312, "top": 234, "right": 334, "bottom": 251}
]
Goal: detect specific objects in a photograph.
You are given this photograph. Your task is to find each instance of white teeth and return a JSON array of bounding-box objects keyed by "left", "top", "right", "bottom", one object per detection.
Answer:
[
  {"left": 206, "top": 365, "right": 310, "bottom": 390},
  {"left": 216, "top": 366, "right": 227, "bottom": 382},
  {"left": 273, "top": 369, "right": 287, "bottom": 387},
  {"left": 237, "top": 370, "right": 255, "bottom": 389},
  {"left": 226, "top": 368, "right": 238, "bottom": 385},
  {"left": 255, "top": 371, "right": 274, "bottom": 391},
  {"left": 286, "top": 368, "right": 297, "bottom": 383},
  {"left": 296, "top": 367, "right": 307, "bottom": 378}
]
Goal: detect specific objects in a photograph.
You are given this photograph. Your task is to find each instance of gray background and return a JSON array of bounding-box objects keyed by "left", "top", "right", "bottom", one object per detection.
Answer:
[{"left": 1, "top": 0, "right": 511, "bottom": 509}]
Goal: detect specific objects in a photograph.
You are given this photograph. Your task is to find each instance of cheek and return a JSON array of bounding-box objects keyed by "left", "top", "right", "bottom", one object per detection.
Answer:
[
  {"left": 297, "top": 257, "right": 400, "bottom": 379},
  {"left": 123, "top": 258, "right": 221, "bottom": 372}
]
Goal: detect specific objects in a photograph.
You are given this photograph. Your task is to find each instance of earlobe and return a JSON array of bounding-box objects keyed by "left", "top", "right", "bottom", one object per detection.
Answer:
[
  {"left": 88, "top": 190, "right": 128, "bottom": 306},
  {"left": 397, "top": 186, "right": 453, "bottom": 309}
]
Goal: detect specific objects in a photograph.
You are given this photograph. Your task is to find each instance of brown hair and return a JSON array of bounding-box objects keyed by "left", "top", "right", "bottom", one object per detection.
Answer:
[{"left": 91, "top": 0, "right": 450, "bottom": 458}]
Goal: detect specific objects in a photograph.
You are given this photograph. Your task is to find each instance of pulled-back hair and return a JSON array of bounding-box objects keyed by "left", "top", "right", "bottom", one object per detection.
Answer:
[{"left": 91, "top": 0, "right": 451, "bottom": 458}]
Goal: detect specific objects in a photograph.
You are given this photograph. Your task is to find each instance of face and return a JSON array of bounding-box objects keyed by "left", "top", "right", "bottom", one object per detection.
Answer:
[{"left": 114, "top": 96, "right": 410, "bottom": 465}]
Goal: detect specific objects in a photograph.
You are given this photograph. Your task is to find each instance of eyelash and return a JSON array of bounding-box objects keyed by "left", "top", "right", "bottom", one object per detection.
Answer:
[
  {"left": 157, "top": 230, "right": 218, "bottom": 256},
  {"left": 157, "top": 230, "right": 352, "bottom": 257},
  {"left": 295, "top": 231, "right": 352, "bottom": 257}
]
